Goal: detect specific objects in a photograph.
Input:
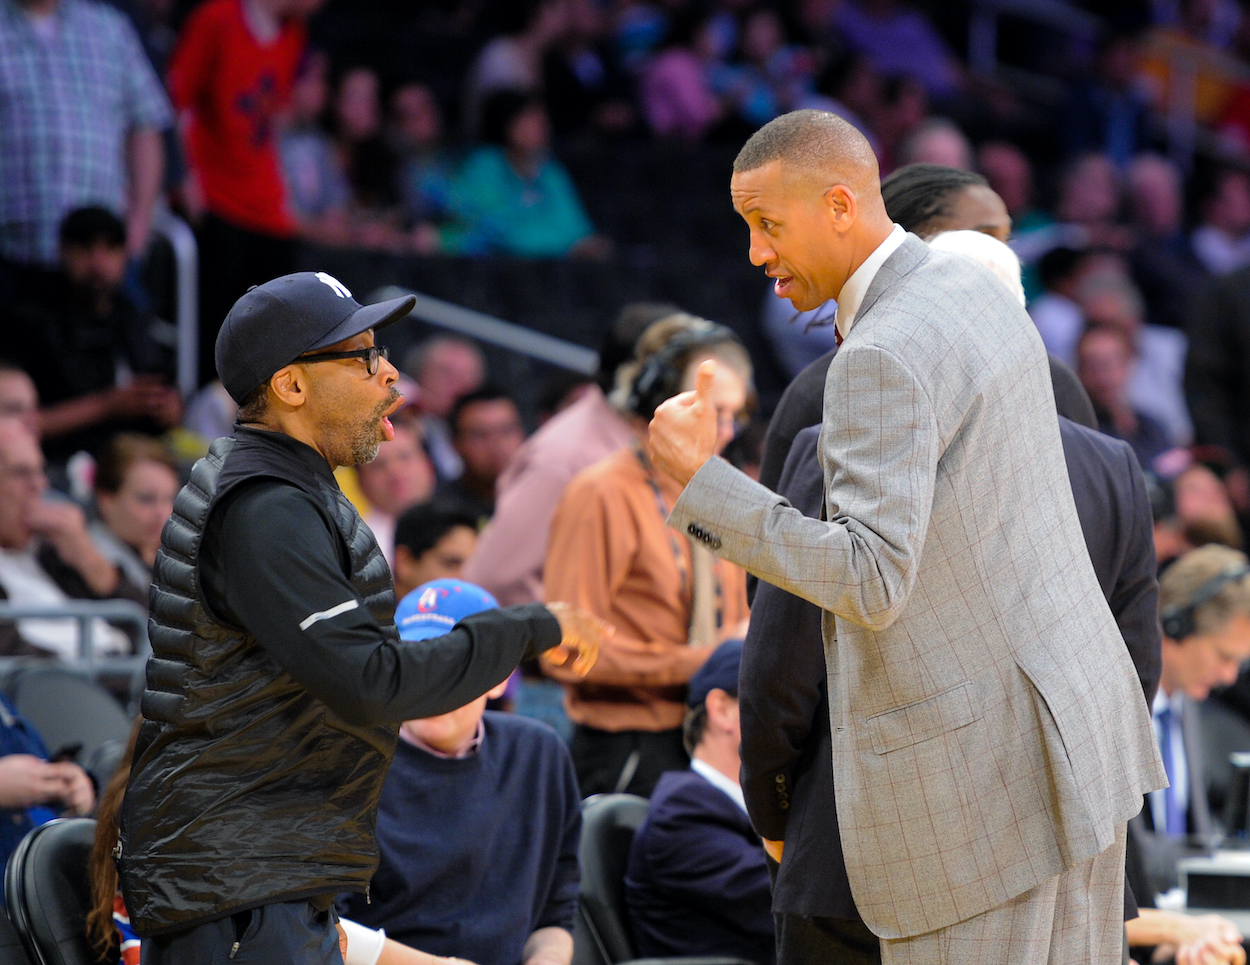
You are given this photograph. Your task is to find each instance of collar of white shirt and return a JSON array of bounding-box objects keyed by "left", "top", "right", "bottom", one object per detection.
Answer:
[
  {"left": 1152, "top": 688, "right": 1183, "bottom": 719},
  {"left": 690, "top": 757, "right": 747, "bottom": 814},
  {"left": 834, "top": 223, "right": 906, "bottom": 343}
]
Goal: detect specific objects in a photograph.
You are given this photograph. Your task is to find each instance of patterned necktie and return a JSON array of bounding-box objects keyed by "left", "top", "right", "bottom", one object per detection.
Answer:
[
  {"left": 1157, "top": 706, "right": 1187, "bottom": 837},
  {"left": 834, "top": 326, "right": 844, "bottom": 348}
]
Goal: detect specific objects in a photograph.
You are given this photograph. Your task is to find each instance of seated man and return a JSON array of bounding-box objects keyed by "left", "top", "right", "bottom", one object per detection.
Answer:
[
  {"left": 625, "top": 639, "right": 775, "bottom": 964},
  {"left": 339, "top": 579, "right": 580, "bottom": 965},
  {"left": 3, "top": 207, "right": 180, "bottom": 462},
  {"left": 1130, "top": 543, "right": 1250, "bottom": 902},
  {"left": 0, "top": 419, "right": 144, "bottom": 657},
  {"left": 392, "top": 500, "right": 481, "bottom": 601},
  {"left": 441, "top": 387, "right": 526, "bottom": 523},
  {"left": 0, "top": 693, "right": 94, "bottom": 878}
]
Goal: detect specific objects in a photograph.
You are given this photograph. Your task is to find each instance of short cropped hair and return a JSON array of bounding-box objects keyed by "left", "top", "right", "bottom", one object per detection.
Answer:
[
  {"left": 60, "top": 206, "right": 126, "bottom": 249},
  {"left": 881, "top": 164, "right": 987, "bottom": 236},
  {"left": 394, "top": 499, "right": 480, "bottom": 559},
  {"left": 732, "top": 109, "right": 878, "bottom": 184},
  {"left": 1160, "top": 544, "right": 1250, "bottom": 638},
  {"left": 682, "top": 704, "right": 709, "bottom": 757}
]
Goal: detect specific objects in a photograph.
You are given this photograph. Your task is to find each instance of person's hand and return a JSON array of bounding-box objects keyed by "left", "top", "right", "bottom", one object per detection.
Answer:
[
  {"left": 1172, "top": 914, "right": 1245, "bottom": 965},
  {"left": 763, "top": 838, "right": 784, "bottom": 863},
  {"left": 337, "top": 921, "right": 348, "bottom": 960},
  {"left": 51, "top": 762, "right": 94, "bottom": 816},
  {"left": 648, "top": 360, "right": 719, "bottom": 487},
  {"left": 26, "top": 498, "right": 121, "bottom": 596},
  {"left": 543, "top": 603, "right": 612, "bottom": 676},
  {"left": 0, "top": 756, "right": 72, "bottom": 809},
  {"left": 26, "top": 499, "right": 91, "bottom": 558},
  {"left": 105, "top": 377, "right": 182, "bottom": 426}
]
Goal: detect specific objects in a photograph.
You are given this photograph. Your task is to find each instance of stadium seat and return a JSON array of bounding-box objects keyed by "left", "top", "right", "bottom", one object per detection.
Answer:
[
  {"left": 4, "top": 819, "right": 96, "bottom": 965},
  {"left": 0, "top": 906, "right": 33, "bottom": 965},
  {"left": 573, "top": 793, "right": 757, "bottom": 965},
  {"left": 1, "top": 666, "right": 133, "bottom": 767}
]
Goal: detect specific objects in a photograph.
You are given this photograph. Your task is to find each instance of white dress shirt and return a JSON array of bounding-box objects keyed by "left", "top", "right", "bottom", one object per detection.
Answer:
[{"left": 834, "top": 223, "right": 907, "bottom": 342}]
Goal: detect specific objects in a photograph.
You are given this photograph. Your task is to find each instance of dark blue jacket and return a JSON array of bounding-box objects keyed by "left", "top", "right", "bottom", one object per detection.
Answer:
[
  {"left": 625, "top": 769, "right": 775, "bottom": 964},
  {"left": 0, "top": 696, "right": 57, "bottom": 883}
]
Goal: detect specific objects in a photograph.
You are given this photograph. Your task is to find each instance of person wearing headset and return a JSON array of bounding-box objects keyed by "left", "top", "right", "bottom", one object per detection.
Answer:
[
  {"left": 541, "top": 314, "right": 755, "bottom": 797},
  {"left": 1130, "top": 544, "right": 1250, "bottom": 905}
]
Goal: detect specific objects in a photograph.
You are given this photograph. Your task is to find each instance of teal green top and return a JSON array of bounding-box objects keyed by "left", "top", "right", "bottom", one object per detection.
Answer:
[{"left": 444, "top": 145, "right": 594, "bottom": 257}]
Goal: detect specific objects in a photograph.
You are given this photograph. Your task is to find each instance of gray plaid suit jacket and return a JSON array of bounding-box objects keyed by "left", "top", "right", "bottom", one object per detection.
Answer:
[{"left": 670, "top": 235, "right": 1166, "bottom": 939}]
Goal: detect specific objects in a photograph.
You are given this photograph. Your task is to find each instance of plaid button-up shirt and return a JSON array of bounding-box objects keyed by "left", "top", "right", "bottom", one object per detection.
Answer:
[{"left": 0, "top": 0, "right": 172, "bottom": 266}]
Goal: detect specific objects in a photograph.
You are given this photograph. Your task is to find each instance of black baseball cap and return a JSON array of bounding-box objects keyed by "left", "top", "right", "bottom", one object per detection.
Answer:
[
  {"left": 215, "top": 272, "right": 417, "bottom": 404},
  {"left": 687, "top": 638, "right": 743, "bottom": 707}
]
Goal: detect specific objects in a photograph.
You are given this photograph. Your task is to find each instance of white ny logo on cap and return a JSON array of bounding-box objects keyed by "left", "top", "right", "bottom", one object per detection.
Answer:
[{"left": 315, "top": 272, "right": 352, "bottom": 299}]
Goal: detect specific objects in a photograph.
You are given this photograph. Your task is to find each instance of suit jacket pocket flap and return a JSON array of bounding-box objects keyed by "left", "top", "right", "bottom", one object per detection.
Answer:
[{"left": 866, "top": 680, "right": 982, "bottom": 755}]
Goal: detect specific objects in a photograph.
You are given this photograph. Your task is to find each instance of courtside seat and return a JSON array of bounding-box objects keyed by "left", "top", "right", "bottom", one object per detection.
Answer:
[
  {"left": 4, "top": 819, "right": 96, "bottom": 965},
  {"left": 573, "top": 793, "right": 758, "bottom": 965}
]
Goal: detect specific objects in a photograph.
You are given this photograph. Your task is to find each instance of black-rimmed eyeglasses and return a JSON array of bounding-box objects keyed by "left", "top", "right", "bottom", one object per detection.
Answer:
[{"left": 296, "top": 345, "right": 389, "bottom": 376}]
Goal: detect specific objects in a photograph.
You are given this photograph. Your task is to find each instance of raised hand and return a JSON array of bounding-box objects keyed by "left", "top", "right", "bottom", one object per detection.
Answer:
[
  {"left": 647, "top": 360, "right": 719, "bottom": 487},
  {"left": 543, "top": 602, "right": 613, "bottom": 676}
]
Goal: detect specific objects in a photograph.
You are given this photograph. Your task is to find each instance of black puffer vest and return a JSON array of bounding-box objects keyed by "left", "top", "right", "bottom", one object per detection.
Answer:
[{"left": 119, "top": 428, "right": 398, "bottom": 937}]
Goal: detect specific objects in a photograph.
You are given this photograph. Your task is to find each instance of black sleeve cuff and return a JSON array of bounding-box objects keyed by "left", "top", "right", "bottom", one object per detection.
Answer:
[{"left": 509, "top": 603, "right": 562, "bottom": 662}]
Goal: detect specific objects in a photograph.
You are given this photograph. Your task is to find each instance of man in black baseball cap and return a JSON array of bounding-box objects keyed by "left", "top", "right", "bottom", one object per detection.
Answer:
[{"left": 120, "top": 272, "right": 607, "bottom": 963}]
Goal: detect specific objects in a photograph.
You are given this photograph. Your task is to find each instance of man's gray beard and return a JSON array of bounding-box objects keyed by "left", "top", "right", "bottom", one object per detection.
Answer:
[{"left": 351, "top": 435, "right": 381, "bottom": 465}]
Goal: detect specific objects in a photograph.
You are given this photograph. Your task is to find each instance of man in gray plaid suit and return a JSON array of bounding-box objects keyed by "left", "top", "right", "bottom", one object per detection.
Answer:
[{"left": 648, "top": 110, "right": 1167, "bottom": 964}]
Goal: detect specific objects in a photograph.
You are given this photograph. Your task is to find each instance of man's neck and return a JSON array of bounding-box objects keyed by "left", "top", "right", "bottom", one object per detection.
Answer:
[
  {"left": 693, "top": 743, "right": 739, "bottom": 785},
  {"left": 834, "top": 218, "right": 895, "bottom": 300},
  {"left": 241, "top": 420, "right": 335, "bottom": 469}
]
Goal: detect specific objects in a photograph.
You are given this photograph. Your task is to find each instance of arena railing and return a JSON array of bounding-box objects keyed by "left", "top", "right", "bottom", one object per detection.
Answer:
[
  {"left": 369, "top": 285, "right": 600, "bottom": 375},
  {"left": 0, "top": 600, "right": 151, "bottom": 674}
]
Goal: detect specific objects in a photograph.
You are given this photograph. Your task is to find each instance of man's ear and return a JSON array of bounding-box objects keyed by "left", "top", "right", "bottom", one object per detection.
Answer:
[
  {"left": 486, "top": 678, "right": 510, "bottom": 701},
  {"left": 825, "top": 184, "right": 859, "bottom": 234},
  {"left": 269, "top": 364, "right": 308, "bottom": 409},
  {"left": 705, "top": 687, "right": 735, "bottom": 728}
]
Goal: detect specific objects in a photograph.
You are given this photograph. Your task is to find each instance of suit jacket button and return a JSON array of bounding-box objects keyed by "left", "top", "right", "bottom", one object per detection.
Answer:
[
  {"left": 778, "top": 800, "right": 789, "bottom": 810},
  {"left": 710, "top": 538, "right": 722, "bottom": 550},
  {"left": 687, "top": 523, "right": 699, "bottom": 536},
  {"left": 775, "top": 774, "right": 786, "bottom": 784}
]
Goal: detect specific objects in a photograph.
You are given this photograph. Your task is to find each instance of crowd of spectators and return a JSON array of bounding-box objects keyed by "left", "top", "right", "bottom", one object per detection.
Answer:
[{"left": 9, "top": 0, "right": 1250, "bottom": 962}]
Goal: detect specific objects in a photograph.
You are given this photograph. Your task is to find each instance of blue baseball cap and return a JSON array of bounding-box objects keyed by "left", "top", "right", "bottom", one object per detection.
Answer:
[
  {"left": 396, "top": 579, "right": 499, "bottom": 641},
  {"left": 687, "top": 638, "right": 744, "bottom": 707}
]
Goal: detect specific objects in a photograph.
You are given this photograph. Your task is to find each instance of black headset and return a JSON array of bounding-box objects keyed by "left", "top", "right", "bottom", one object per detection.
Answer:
[
  {"left": 1160, "top": 562, "right": 1250, "bottom": 641},
  {"left": 625, "top": 322, "right": 742, "bottom": 420}
]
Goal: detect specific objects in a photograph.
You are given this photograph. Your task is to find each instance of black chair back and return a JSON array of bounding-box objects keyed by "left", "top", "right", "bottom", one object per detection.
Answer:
[
  {"left": 3, "top": 667, "right": 132, "bottom": 767},
  {"left": 4, "top": 819, "right": 97, "bottom": 965},
  {"left": 576, "top": 793, "right": 650, "bottom": 965},
  {"left": 0, "top": 908, "right": 33, "bottom": 965}
]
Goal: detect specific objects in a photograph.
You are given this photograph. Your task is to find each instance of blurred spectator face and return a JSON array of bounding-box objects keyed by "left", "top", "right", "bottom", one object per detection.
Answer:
[
  {"left": 743, "top": 10, "right": 784, "bottom": 66},
  {"left": 61, "top": 237, "right": 127, "bottom": 299},
  {"left": 414, "top": 341, "right": 485, "bottom": 418},
  {"left": 1081, "top": 287, "right": 1143, "bottom": 340},
  {"left": 335, "top": 68, "right": 382, "bottom": 143},
  {"left": 1204, "top": 170, "right": 1250, "bottom": 236},
  {"left": 0, "top": 421, "right": 46, "bottom": 551},
  {"left": 1174, "top": 464, "right": 1241, "bottom": 539},
  {"left": 1163, "top": 612, "right": 1250, "bottom": 699},
  {"left": 453, "top": 399, "right": 525, "bottom": 485},
  {"left": 507, "top": 103, "right": 551, "bottom": 156},
  {"left": 400, "top": 677, "right": 507, "bottom": 754},
  {"left": 394, "top": 524, "right": 478, "bottom": 598},
  {"left": 680, "top": 357, "right": 748, "bottom": 455},
  {"left": 1127, "top": 155, "right": 1183, "bottom": 236},
  {"left": 291, "top": 51, "right": 329, "bottom": 125},
  {"left": 927, "top": 184, "right": 1012, "bottom": 243},
  {"left": 97, "top": 458, "right": 179, "bottom": 563},
  {"left": 900, "top": 122, "right": 973, "bottom": 170},
  {"left": 1077, "top": 327, "right": 1134, "bottom": 413},
  {"left": 356, "top": 425, "right": 435, "bottom": 518},
  {"left": 1057, "top": 154, "right": 1120, "bottom": 225},
  {"left": 391, "top": 84, "right": 443, "bottom": 152},
  {"left": 0, "top": 370, "right": 39, "bottom": 437},
  {"left": 978, "top": 142, "right": 1032, "bottom": 217}
]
